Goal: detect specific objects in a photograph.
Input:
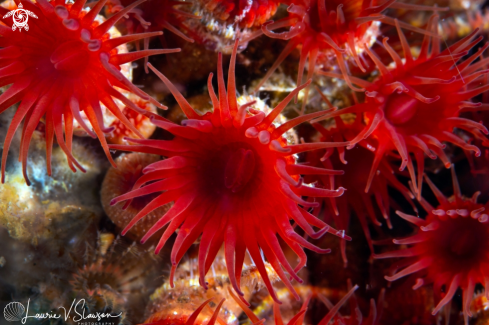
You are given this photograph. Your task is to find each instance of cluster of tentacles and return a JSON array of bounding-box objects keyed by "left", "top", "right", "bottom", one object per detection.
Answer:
[
  {"left": 375, "top": 167, "right": 489, "bottom": 323},
  {"left": 244, "top": 0, "right": 447, "bottom": 112},
  {"left": 254, "top": 0, "right": 385, "bottom": 92},
  {"left": 234, "top": 281, "right": 385, "bottom": 325},
  {"left": 314, "top": 16, "right": 489, "bottom": 200},
  {"left": 305, "top": 117, "right": 413, "bottom": 264}
]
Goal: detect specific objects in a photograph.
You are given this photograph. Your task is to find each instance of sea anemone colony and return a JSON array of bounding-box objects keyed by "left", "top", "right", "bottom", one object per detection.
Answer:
[{"left": 1, "top": 0, "right": 489, "bottom": 324}]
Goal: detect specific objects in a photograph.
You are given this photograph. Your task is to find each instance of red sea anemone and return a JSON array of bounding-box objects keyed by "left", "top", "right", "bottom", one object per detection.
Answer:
[
  {"left": 0, "top": 0, "right": 180, "bottom": 185},
  {"left": 315, "top": 17, "right": 489, "bottom": 198},
  {"left": 110, "top": 40, "right": 350, "bottom": 302},
  {"left": 249, "top": 0, "right": 443, "bottom": 111},
  {"left": 107, "top": 0, "right": 197, "bottom": 71},
  {"left": 257, "top": 0, "right": 383, "bottom": 89},
  {"left": 375, "top": 167, "right": 489, "bottom": 324}
]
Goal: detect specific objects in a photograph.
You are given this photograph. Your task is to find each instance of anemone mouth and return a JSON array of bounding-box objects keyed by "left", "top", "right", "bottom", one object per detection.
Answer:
[
  {"left": 50, "top": 40, "right": 91, "bottom": 76},
  {"left": 200, "top": 141, "right": 264, "bottom": 196},
  {"left": 384, "top": 93, "right": 419, "bottom": 126},
  {"left": 224, "top": 147, "right": 256, "bottom": 193}
]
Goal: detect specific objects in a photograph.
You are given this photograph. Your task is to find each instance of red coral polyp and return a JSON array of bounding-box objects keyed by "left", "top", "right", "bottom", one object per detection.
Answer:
[
  {"left": 0, "top": 0, "right": 179, "bottom": 184},
  {"left": 375, "top": 168, "right": 489, "bottom": 324},
  {"left": 110, "top": 41, "right": 350, "bottom": 302},
  {"left": 315, "top": 17, "right": 489, "bottom": 197}
]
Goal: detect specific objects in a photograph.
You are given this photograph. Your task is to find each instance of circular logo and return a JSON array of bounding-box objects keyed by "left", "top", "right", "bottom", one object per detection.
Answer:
[
  {"left": 2, "top": 3, "right": 38, "bottom": 32},
  {"left": 4, "top": 302, "right": 25, "bottom": 322},
  {"left": 12, "top": 9, "right": 28, "bottom": 29}
]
